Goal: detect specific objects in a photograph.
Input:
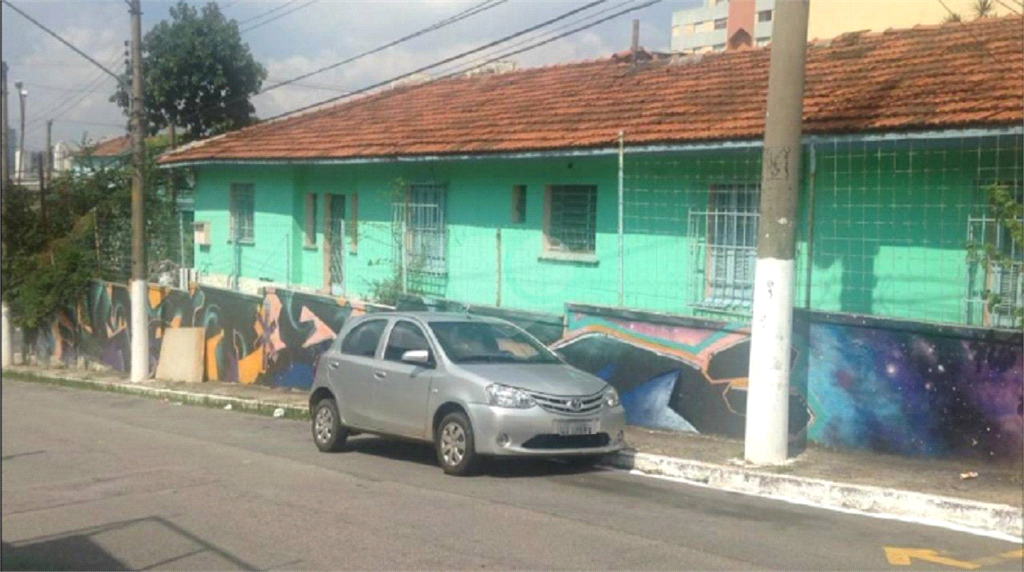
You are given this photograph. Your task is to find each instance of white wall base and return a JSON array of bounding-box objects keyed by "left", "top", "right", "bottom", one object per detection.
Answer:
[
  {"left": 130, "top": 279, "right": 150, "bottom": 382},
  {"left": 744, "top": 257, "right": 795, "bottom": 465}
]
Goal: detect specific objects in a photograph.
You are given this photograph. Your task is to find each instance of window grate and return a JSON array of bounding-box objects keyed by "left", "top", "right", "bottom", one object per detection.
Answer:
[
  {"left": 548, "top": 185, "right": 597, "bottom": 254},
  {"left": 230, "top": 183, "right": 254, "bottom": 243},
  {"left": 689, "top": 184, "right": 760, "bottom": 313}
]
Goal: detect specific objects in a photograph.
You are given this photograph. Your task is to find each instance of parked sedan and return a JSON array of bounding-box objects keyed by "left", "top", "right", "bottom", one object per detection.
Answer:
[{"left": 308, "top": 312, "right": 626, "bottom": 475}]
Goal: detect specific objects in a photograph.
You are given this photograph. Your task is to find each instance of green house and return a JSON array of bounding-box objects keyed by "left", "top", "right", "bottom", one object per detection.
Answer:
[{"left": 159, "top": 16, "right": 1023, "bottom": 330}]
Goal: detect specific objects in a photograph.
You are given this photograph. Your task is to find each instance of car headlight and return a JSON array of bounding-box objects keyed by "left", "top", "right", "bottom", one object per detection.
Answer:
[
  {"left": 604, "top": 388, "right": 620, "bottom": 408},
  {"left": 486, "top": 384, "right": 536, "bottom": 409}
]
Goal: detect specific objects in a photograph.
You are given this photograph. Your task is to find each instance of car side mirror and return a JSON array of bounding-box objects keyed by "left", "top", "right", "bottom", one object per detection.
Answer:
[{"left": 401, "top": 349, "right": 431, "bottom": 366}]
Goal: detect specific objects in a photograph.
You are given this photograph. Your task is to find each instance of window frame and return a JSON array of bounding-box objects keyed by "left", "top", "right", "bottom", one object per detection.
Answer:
[
  {"left": 713, "top": 17, "right": 727, "bottom": 30},
  {"left": 229, "top": 183, "right": 255, "bottom": 244},
  {"left": 382, "top": 320, "right": 434, "bottom": 364},
  {"left": 542, "top": 184, "right": 598, "bottom": 263},
  {"left": 692, "top": 183, "right": 761, "bottom": 313},
  {"left": 511, "top": 185, "right": 527, "bottom": 224},
  {"left": 758, "top": 10, "right": 773, "bottom": 22},
  {"left": 305, "top": 193, "right": 318, "bottom": 248}
]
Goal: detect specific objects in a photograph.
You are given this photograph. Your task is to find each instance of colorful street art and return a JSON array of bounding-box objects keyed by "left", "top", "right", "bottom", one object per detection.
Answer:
[
  {"left": 27, "top": 284, "right": 1023, "bottom": 461},
  {"left": 28, "top": 281, "right": 380, "bottom": 389},
  {"left": 553, "top": 304, "right": 1022, "bottom": 461},
  {"left": 799, "top": 317, "right": 1023, "bottom": 460},
  {"left": 552, "top": 305, "right": 811, "bottom": 440}
]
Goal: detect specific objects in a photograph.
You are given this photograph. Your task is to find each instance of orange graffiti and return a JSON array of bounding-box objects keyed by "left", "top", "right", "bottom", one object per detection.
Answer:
[{"left": 206, "top": 331, "right": 223, "bottom": 381}]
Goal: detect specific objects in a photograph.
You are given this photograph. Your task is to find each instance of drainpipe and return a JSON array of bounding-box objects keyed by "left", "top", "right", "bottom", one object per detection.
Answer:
[
  {"left": 617, "top": 130, "right": 625, "bottom": 307},
  {"left": 804, "top": 143, "right": 816, "bottom": 309}
]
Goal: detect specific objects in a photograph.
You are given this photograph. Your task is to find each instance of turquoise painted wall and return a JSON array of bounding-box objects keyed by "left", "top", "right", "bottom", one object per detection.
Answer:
[{"left": 191, "top": 134, "right": 1022, "bottom": 326}]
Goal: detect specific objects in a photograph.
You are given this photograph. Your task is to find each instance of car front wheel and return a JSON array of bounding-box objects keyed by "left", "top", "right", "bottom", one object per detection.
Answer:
[
  {"left": 436, "top": 412, "right": 478, "bottom": 476},
  {"left": 312, "top": 398, "right": 348, "bottom": 452}
]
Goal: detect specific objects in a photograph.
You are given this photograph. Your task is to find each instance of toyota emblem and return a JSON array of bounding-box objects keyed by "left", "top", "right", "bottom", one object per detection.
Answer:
[{"left": 569, "top": 399, "right": 583, "bottom": 411}]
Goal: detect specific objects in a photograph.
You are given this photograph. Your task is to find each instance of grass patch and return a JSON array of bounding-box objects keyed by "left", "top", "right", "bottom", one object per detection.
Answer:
[{"left": 5, "top": 370, "right": 311, "bottom": 421}]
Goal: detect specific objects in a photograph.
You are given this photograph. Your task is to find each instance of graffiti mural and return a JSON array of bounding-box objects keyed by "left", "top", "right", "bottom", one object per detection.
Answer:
[
  {"left": 551, "top": 304, "right": 811, "bottom": 440},
  {"left": 28, "top": 281, "right": 383, "bottom": 389},
  {"left": 260, "top": 288, "right": 381, "bottom": 389},
  {"left": 799, "top": 316, "right": 1023, "bottom": 460}
]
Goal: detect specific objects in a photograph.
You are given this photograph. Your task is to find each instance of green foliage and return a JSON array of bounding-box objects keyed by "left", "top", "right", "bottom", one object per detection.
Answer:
[
  {"left": 111, "top": 1, "right": 267, "bottom": 141},
  {"left": 1, "top": 144, "right": 183, "bottom": 330},
  {"left": 974, "top": 0, "right": 995, "bottom": 19},
  {"left": 967, "top": 183, "right": 1024, "bottom": 329}
]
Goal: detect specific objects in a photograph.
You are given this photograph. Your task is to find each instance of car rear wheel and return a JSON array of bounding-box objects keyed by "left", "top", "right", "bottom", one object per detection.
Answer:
[
  {"left": 312, "top": 398, "right": 347, "bottom": 452},
  {"left": 436, "top": 412, "right": 478, "bottom": 476}
]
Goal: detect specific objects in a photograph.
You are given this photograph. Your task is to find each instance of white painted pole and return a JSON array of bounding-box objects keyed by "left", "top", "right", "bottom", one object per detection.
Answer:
[
  {"left": 128, "top": 0, "right": 149, "bottom": 382},
  {"left": 2, "top": 302, "right": 12, "bottom": 368},
  {"left": 744, "top": 0, "right": 809, "bottom": 465}
]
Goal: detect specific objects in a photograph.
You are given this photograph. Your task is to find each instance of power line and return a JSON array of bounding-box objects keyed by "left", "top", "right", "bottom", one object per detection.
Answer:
[
  {"left": 259, "top": 0, "right": 508, "bottom": 93},
  {"left": 2, "top": 0, "right": 122, "bottom": 81},
  {"left": 994, "top": 0, "right": 1021, "bottom": 15},
  {"left": 235, "top": 1, "right": 295, "bottom": 25},
  {"left": 936, "top": 0, "right": 1004, "bottom": 63},
  {"left": 170, "top": 0, "right": 509, "bottom": 131},
  {"left": 240, "top": 0, "right": 317, "bottom": 33},
  {"left": 264, "top": 0, "right": 610, "bottom": 121},
  {"left": 25, "top": 54, "right": 122, "bottom": 128}
]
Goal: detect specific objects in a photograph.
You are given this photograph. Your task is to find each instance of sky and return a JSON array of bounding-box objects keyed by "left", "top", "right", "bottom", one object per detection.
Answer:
[{"left": 1, "top": 0, "right": 699, "bottom": 152}]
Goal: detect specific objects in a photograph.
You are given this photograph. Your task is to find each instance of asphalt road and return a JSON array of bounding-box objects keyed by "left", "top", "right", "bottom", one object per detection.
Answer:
[{"left": 2, "top": 380, "right": 1021, "bottom": 571}]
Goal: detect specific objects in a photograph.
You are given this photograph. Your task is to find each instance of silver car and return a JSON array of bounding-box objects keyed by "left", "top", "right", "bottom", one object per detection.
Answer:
[{"left": 308, "top": 312, "right": 626, "bottom": 475}]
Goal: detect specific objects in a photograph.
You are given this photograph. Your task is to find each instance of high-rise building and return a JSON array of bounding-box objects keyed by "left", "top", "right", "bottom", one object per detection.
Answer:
[{"left": 670, "top": 0, "right": 1014, "bottom": 54}]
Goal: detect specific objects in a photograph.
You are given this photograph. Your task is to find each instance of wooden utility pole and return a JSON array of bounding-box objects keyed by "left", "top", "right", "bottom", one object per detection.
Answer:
[
  {"left": 744, "top": 0, "right": 810, "bottom": 465},
  {"left": 45, "top": 119, "right": 52, "bottom": 186},
  {"left": 1, "top": 61, "right": 8, "bottom": 187},
  {"left": 129, "top": 0, "right": 149, "bottom": 382}
]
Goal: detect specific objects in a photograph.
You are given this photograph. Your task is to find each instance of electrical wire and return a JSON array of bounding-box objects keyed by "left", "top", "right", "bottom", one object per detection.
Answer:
[
  {"left": 240, "top": 0, "right": 317, "bottom": 33},
  {"left": 235, "top": 1, "right": 295, "bottom": 25},
  {"left": 262, "top": 0, "right": 611, "bottom": 121},
  {"left": 2, "top": 0, "right": 123, "bottom": 81}
]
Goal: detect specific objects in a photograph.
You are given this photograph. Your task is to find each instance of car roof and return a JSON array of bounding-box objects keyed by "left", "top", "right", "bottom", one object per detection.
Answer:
[{"left": 355, "top": 311, "right": 504, "bottom": 324}]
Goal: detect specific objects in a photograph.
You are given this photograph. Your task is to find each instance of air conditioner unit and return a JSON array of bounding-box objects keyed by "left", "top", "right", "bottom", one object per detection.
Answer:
[{"left": 193, "top": 221, "right": 211, "bottom": 246}]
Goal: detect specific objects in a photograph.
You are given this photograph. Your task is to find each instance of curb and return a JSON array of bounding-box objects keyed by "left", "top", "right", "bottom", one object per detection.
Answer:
[
  {"left": 605, "top": 450, "right": 1024, "bottom": 540},
  {"left": 8, "top": 371, "right": 1022, "bottom": 540}
]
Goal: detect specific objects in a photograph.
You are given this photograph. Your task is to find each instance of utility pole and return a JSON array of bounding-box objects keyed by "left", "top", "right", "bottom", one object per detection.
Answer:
[
  {"left": 15, "top": 81, "right": 25, "bottom": 184},
  {"left": 2, "top": 60, "right": 12, "bottom": 370},
  {"left": 744, "top": 0, "right": 810, "bottom": 465},
  {"left": 45, "top": 119, "right": 52, "bottom": 186},
  {"left": 129, "top": 0, "right": 149, "bottom": 382}
]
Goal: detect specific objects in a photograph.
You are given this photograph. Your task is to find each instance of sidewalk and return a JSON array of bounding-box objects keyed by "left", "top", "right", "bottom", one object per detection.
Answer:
[{"left": 5, "top": 364, "right": 1022, "bottom": 539}]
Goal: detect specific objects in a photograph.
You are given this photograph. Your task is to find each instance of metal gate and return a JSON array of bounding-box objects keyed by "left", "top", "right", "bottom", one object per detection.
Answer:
[
  {"left": 330, "top": 218, "right": 346, "bottom": 296},
  {"left": 392, "top": 184, "right": 447, "bottom": 280}
]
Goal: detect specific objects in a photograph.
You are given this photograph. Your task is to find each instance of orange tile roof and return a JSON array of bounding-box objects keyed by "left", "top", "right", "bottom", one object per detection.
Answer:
[
  {"left": 83, "top": 134, "right": 131, "bottom": 158},
  {"left": 160, "top": 15, "right": 1023, "bottom": 165}
]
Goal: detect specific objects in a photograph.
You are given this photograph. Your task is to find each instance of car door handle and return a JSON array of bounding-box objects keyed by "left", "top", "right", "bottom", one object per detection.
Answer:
[
  {"left": 373, "top": 371, "right": 387, "bottom": 380},
  {"left": 328, "top": 361, "right": 339, "bottom": 370}
]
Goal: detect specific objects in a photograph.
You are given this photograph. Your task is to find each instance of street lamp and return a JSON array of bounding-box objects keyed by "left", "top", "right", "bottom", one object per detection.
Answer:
[{"left": 13, "top": 81, "right": 25, "bottom": 184}]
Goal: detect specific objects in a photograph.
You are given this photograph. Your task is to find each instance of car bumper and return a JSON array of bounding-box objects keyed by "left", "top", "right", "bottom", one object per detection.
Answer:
[{"left": 466, "top": 403, "right": 627, "bottom": 457}]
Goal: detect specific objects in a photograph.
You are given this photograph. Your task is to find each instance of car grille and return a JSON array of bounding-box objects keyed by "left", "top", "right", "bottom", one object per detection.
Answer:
[
  {"left": 528, "top": 391, "right": 605, "bottom": 416},
  {"left": 522, "top": 433, "right": 611, "bottom": 450}
]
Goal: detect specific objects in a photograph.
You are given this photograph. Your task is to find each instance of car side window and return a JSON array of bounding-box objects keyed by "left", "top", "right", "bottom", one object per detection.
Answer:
[
  {"left": 340, "top": 320, "right": 387, "bottom": 358},
  {"left": 383, "top": 321, "right": 431, "bottom": 362}
]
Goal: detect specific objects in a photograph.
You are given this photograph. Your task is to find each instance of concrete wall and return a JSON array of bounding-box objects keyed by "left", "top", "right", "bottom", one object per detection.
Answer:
[{"left": 553, "top": 303, "right": 1023, "bottom": 461}]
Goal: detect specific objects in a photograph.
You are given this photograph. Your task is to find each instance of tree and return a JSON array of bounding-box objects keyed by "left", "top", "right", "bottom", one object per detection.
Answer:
[
  {"left": 112, "top": 1, "right": 266, "bottom": 141},
  {"left": 973, "top": 0, "right": 995, "bottom": 19}
]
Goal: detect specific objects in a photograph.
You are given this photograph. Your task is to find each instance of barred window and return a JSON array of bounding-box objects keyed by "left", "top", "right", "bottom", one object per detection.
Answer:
[
  {"left": 545, "top": 185, "right": 597, "bottom": 255},
  {"left": 689, "top": 183, "right": 760, "bottom": 312},
  {"left": 229, "top": 183, "right": 255, "bottom": 244},
  {"left": 305, "top": 193, "right": 318, "bottom": 247}
]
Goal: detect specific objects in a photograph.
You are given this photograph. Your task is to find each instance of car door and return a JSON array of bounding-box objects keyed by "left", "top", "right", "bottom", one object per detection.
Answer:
[
  {"left": 330, "top": 318, "right": 388, "bottom": 429},
  {"left": 369, "top": 319, "right": 436, "bottom": 438}
]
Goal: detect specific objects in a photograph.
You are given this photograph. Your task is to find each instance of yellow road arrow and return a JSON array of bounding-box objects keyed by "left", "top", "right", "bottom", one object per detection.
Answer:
[{"left": 884, "top": 547, "right": 980, "bottom": 570}]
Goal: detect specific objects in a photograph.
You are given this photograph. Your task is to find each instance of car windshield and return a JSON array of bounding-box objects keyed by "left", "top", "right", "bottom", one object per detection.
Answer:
[{"left": 428, "top": 321, "right": 562, "bottom": 365}]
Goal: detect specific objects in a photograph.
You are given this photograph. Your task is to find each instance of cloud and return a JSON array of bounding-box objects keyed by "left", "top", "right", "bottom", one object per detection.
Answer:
[{"left": 1, "top": 0, "right": 682, "bottom": 149}]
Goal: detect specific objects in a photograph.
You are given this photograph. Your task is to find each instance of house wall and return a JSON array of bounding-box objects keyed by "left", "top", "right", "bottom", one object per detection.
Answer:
[{"left": 190, "top": 134, "right": 1022, "bottom": 327}]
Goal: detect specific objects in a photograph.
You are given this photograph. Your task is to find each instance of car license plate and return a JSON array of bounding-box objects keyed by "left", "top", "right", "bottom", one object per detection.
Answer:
[{"left": 555, "top": 419, "right": 597, "bottom": 436}]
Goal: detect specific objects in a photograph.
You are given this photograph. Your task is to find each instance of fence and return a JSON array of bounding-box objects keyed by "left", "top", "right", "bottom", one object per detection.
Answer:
[{"left": 621, "top": 133, "right": 1024, "bottom": 330}]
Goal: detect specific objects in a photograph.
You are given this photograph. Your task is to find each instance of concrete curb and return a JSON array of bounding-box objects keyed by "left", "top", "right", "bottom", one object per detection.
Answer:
[
  {"left": 9, "top": 371, "right": 1022, "bottom": 540},
  {"left": 605, "top": 450, "right": 1024, "bottom": 540}
]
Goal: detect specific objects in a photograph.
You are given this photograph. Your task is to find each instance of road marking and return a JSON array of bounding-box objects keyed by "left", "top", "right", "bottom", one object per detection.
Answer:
[
  {"left": 884, "top": 548, "right": 980, "bottom": 569},
  {"left": 884, "top": 547, "right": 1024, "bottom": 569}
]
